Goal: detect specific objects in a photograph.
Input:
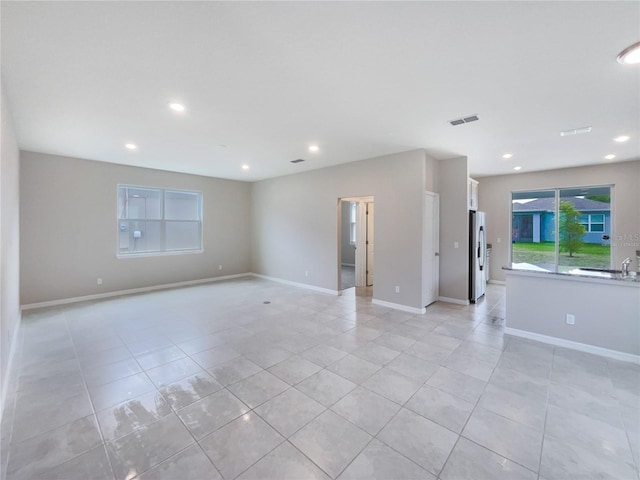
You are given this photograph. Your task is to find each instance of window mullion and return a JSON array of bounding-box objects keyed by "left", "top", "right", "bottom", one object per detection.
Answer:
[
  {"left": 160, "top": 189, "right": 166, "bottom": 253},
  {"left": 554, "top": 189, "right": 559, "bottom": 273}
]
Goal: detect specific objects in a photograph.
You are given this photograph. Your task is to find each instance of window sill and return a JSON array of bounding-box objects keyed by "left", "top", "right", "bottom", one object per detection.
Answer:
[{"left": 117, "top": 249, "right": 203, "bottom": 259}]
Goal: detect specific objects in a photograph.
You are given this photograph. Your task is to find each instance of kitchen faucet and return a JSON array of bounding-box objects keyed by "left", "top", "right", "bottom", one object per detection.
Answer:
[{"left": 621, "top": 257, "right": 632, "bottom": 277}]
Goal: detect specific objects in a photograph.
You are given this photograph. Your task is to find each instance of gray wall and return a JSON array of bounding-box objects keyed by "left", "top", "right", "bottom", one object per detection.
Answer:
[
  {"left": 1, "top": 85, "right": 21, "bottom": 415},
  {"left": 340, "top": 201, "right": 355, "bottom": 265},
  {"left": 20, "top": 152, "right": 251, "bottom": 305},
  {"left": 437, "top": 157, "right": 469, "bottom": 302},
  {"left": 251, "top": 149, "right": 429, "bottom": 309},
  {"left": 479, "top": 161, "right": 640, "bottom": 282},
  {"left": 506, "top": 271, "right": 640, "bottom": 356}
]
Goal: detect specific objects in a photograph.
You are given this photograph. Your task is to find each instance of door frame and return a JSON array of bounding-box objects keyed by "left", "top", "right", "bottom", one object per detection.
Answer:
[{"left": 338, "top": 196, "right": 374, "bottom": 292}]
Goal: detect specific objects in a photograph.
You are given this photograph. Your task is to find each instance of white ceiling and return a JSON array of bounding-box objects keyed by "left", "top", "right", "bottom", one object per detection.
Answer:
[{"left": 1, "top": 1, "right": 638, "bottom": 181}]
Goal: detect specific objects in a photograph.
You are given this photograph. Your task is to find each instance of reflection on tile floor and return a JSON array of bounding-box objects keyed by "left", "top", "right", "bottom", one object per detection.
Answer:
[{"left": 1, "top": 278, "right": 639, "bottom": 479}]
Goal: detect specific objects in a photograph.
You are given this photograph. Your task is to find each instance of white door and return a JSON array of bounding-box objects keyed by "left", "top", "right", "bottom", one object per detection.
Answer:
[
  {"left": 366, "top": 202, "right": 374, "bottom": 286},
  {"left": 355, "top": 202, "right": 367, "bottom": 287},
  {"left": 423, "top": 192, "right": 440, "bottom": 306}
]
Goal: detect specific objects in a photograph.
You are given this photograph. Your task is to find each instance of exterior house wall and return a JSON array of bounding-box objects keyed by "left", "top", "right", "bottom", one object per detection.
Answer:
[
  {"left": 541, "top": 212, "right": 555, "bottom": 242},
  {"left": 514, "top": 210, "right": 611, "bottom": 244}
]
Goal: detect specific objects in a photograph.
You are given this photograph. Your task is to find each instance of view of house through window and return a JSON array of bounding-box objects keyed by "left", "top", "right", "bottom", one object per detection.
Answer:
[
  {"left": 118, "top": 185, "right": 202, "bottom": 255},
  {"left": 511, "top": 186, "right": 611, "bottom": 272}
]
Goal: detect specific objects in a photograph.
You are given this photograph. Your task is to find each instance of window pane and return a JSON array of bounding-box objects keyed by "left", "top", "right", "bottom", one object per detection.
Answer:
[
  {"left": 118, "top": 185, "right": 203, "bottom": 256},
  {"left": 166, "top": 221, "right": 201, "bottom": 251},
  {"left": 118, "top": 220, "right": 161, "bottom": 253},
  {"left": 558, "top": 187, "right": 610, "bottom": 271},
  {"left": 511, "top": 190, "right": 556, "bottom": 271},
  {"left": 165, "top": 191, "right": 200, "bottom": 220},
  {"left": 118, "top": 186, "right": 162, "bottom": 219}
]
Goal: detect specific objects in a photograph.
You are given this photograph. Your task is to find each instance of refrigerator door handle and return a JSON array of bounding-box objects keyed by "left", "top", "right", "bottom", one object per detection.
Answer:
[{"left": 478, "top": 226, "right": 485, "bottom": 270}]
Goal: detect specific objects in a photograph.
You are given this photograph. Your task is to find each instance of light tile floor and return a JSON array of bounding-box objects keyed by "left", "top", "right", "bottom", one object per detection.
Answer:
[{"left": 1, "top": 278, "right": 639, "bottom": 480}]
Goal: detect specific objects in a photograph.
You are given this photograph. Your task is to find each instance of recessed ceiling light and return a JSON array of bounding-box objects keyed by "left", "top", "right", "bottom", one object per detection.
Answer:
[
  {"left": 513, "top": 166, "right": 522, "bottom": 171},
  {"left": 502, "top": 153, "right": 513, "bottom": 159},
  {"left": 617, "top": 41, "right": 640, "bottom": 65},
  {"left": 169, "top": 103, "right": 185, "bottom": 112},
  {"left": 125, "top": 143, "right": 137, "bottom": 150},
  {"left": 614, "top": 135, "right": 630, "bottom": 143},
  {"left": 309, "top": 145, "right": 319, "bottom": 152},
  {"left": 241, "top": 164, "right": 250, "bottom": 170},
  {"left": 604, "top": 154, "right": 616, "bottom": 160}
]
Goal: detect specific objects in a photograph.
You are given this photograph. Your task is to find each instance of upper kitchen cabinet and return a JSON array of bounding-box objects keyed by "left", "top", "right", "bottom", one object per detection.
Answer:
[{"left": 468, "top": 177, "right": 479, "bottom": 211}]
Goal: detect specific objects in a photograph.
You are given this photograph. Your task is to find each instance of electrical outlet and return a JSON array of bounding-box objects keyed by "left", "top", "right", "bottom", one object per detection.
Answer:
[
  {"left": 566, "top": 314, "right": 575, "bottom": 325},
  {"left": 305, "top": 271, "right": 309, "bottom": 277},
  {"left": 395, "top": 286, "right": 400, "bottom": 293},
  {"left": 454, "top": 241, "right": 459, "bottom": 249},
  {"left": 218, "top": 265, "right": 223, "bottom": 270},
  {"left": 97, "top": 278, "right": 103, "bottom": 285},
  {"left": 497, "top": 237, "right": 501, "bottom": 243}
]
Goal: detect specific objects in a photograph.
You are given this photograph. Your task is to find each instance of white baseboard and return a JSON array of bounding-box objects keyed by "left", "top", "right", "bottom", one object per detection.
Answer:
[
  {"left": 250, "top": 273, "right": 339, "bottom": 295},
  {"left": 504, "top": 327, "right": 640, "bottom": 365},
  {"left": 1, "top": 314, "right": 22, "bottom": 423},
  {"left": 488, "top": 280, "right": 506, "bottom": 285},
  {"left": 21, "top": 273, "right": 253, "bottom": 310},
  {"left": 438, "top": 296, "right": 470, "bottom": 306},
  {"left": 371, "top": 299, "right": 426, "bottom": 315}
]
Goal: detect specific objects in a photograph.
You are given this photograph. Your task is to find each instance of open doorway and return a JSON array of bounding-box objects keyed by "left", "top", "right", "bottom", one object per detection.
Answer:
[{"left": 339, "top": 196, "right": 374, "bottom": 291}]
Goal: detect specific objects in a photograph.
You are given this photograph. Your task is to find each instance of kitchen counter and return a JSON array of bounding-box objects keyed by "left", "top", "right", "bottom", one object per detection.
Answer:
[
  {"left": 503, "top": 266, "right": 640, "bottom": 362},
  {"left": 503, "top": 265, "right": 640, "bottom": 287}
]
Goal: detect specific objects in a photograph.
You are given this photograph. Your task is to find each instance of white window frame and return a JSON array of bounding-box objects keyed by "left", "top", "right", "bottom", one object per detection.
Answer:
[
  {"left": 117, "top": 184, "right": 203, "bottom": 258},
  {"left": 510, "top": 185, "right": 613, "bottom": 272},
  {"left": 580, "top": 213, "right": 605, "bottom": 233},
  {"left": 349, "top": 202, "right": 357, "bottom": 245}
]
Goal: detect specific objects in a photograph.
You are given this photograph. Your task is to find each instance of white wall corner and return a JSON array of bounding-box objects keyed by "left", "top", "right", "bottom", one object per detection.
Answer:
[
  {"left": 437, "top": 296, "right": 470, "bottom": 306},
  {"left": 371, "top": 298, "right": 426, "bottom": 315}
]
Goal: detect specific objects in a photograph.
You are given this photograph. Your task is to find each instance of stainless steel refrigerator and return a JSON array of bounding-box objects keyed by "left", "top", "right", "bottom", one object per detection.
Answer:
[{"left": 469, "top": 211, "right": 487, "bottom": 303}]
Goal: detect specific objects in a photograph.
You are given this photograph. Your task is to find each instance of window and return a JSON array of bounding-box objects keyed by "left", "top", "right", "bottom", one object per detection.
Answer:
[
  {"left": 117, "top": 185, "right": 202, "bottom": 256},
  {"left": 349, "top": 202, "right": 357, "bottom": 245},
  {"left": 579, "top": 214, "right": 605, "bottom": 232},
  {"left": 511, "top": 186, "right": 611, "bottom": 272}
]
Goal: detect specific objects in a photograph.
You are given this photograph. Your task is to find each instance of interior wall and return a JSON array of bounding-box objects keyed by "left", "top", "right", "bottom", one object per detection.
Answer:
[
  {"left": 478, "top": 160, "right": 640, "bottom": 282},
  {"left": 340, "top": 201, "right": 355, "bottom": 265},
  {"left": 1, "top": 85, "right": 21, "bottom": 415},
  {"left": 437, "top": 157, "right": 470, "bottom": 302},
  {"left": 20, "top": 152, "right": 252, "bottom": 305},
  {"left": 506, "top": 272, "right": 640, "bottom": 356},
  {"left": 251, "top": 149, "right": 428, "bottom": 310}
]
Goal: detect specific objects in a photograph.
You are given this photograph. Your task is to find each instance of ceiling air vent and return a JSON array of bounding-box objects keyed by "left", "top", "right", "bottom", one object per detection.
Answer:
[
  {"left": 449, "top": 114, "right": 479, "bottom": 126},
  {"left": 290, "top": 159, "right": 305, "bottom": 164},
  {"left": 559, "top": 126, "right": 592, "bottom": 137}
]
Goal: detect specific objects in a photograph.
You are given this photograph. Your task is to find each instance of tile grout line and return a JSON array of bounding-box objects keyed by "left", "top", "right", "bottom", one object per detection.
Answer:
[
  {"left": 604, "top": 357, "right": 640, "bottom": 477},
  {"left": 65, "top": 310, "right": 117, "bottom": 480}
]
